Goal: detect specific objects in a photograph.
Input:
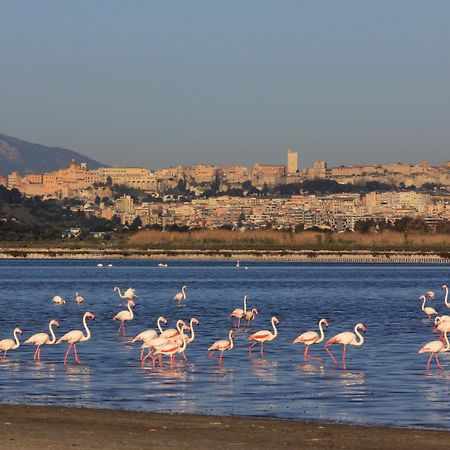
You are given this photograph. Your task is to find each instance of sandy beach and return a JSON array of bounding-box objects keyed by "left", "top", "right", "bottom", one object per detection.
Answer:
[{"left": 0, "top": 404, "right": 448, "bottom": 450}]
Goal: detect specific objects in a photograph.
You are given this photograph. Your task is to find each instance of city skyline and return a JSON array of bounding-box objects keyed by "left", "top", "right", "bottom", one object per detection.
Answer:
[{"left": 1, "top": 2, "right": 450, "bottom": 168}]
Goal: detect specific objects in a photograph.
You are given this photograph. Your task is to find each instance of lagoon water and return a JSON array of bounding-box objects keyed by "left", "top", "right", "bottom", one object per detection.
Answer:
[{"left": 0, "top": 259, "right": 449, "bottom": 429}]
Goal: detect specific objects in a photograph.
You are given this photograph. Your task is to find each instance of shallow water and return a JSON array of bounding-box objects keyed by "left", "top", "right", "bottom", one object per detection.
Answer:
[{"left": 0, "top": 260, "right": 449, "bottom": 429}]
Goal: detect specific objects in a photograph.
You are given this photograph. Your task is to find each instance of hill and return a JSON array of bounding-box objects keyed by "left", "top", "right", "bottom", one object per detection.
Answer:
[{"left": 0, "top": 133, "right": 105, "bottom": 175}]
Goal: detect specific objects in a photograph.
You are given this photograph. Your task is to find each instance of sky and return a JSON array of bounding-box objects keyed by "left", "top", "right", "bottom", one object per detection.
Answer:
[{"left": 1, "top": 1, "right": 450, "bottom": 169}]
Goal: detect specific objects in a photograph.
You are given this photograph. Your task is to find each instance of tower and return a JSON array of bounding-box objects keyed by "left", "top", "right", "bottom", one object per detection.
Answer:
[{"left": 287, "top": 149, "right": 298, "bottom": 175}]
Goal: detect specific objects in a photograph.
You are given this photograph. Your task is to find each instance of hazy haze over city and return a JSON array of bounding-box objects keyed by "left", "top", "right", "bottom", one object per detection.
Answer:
[{"left": 1, "top": 1, "right": 449, "bottom": 169}]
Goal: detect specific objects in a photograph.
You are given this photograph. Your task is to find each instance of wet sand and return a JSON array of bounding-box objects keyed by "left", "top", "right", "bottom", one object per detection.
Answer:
[{"left": 0, "top": 404, "right": 448, "bottom": 450}]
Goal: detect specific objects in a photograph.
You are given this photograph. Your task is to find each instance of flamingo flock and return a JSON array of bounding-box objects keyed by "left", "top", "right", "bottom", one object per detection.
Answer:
[{"left": 5, "top": 276, "right": 450, "bottom": 373}]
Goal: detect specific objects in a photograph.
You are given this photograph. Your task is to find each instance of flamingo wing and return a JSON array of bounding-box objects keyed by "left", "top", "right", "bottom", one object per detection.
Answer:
[
  {"left": 293, "top": 331, "right": 318, "bottom": 344},
  {"left": 24, "top": 332, "right": 49, "bottom": 345},
  {"left": 56, "top": 330, "right": 83, "bottom": 344}
]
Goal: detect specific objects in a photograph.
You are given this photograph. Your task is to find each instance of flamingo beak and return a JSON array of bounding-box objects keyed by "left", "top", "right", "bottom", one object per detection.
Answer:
[{"left": 362, "top": 325, "right": 367, "bottom": 332}]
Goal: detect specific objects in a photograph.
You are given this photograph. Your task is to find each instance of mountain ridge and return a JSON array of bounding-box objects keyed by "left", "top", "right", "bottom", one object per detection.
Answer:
[{"left": 0, "top": 133, "right": 106, "bottom": 175}]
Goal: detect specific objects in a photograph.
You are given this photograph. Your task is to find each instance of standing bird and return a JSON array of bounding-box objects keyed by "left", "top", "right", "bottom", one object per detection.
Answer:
[
  {"left": 154, "top": 325, "right": 188, "bottom": 369},
  {"left": 56, "top": 312, "right": 95, "bottom": 364},
  {"left": 0, "top": 328, "right": 23, "bottom": 359},
  {"left": 173, "top": 285, "right": 188, "bottom": 303},
  {"left": 419, "top": 331, "right": 450, "bottom": 370},
  {"left": 324, "top": 323, "right": 366, "bottom": 369},
  {"left": 244, "top": 308, "right": 259, "bottom": 327},
  {"left": 247, "top": 316, "right": 280, "bottom": 357},
  {"left": 208, "top": 330, "right": 235, "bottom": 366},
  {"left": 293, "top": 318, "right": 329, "bottom": 363},
  {"left": 113, "top": 287, "right": 137, "bottom": 302},
  {"left": 178, "top": 317, "right": 200, "bottom": 362},
  {"left": 113, "top": 300, "right": 135, "bottom": 336},
  {"left": 229, "top": 295, "right": 248, "bottom": 328},
  {"left": 132, "top": 316, "right": 168, "bottom": 360},
  {"left": 74, "top": 292, "right": 84, "bottom": 304},
  {"left": 24, "top": 319, "right": 60, "bottom": 360},
  {"left": 427, "top": 291, "right": 436, "bottom": 300},
  {"left": 420, "top": 295, "right": 438, "bottom": 319},
  {"left": 52, "top": 295, "right": 66, "bottom": 305}
]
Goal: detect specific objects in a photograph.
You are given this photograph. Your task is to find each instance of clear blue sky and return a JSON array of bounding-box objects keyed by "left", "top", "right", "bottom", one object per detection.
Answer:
[{"left": 1, "top": 1, "right": 449, "bottom": 169}]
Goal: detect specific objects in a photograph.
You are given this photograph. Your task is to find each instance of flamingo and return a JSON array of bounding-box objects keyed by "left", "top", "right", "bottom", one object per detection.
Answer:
[
  {"left": 132, "top": 316, "right": 168, "bottom": 360},
  {"left": 177, "top": 317, "right": 199, "bottom": 362},
  {"left": 434, "top": 317, "right": 450, "bottom": 342},
  {"left": 159, "top": 319, "right": 188, "bottom": 340},
  {"left": 113, "top": 300, "right": 135, "bottom": 336},
  {"left": 0, "top": 328, "right": 23, "bottom": 359},
  {"left": 173, "top": 285, "right": 188, "bottom": 302},
  {"left": 420, "top": 295, "right": 438, "bottom": 319},
  {"left": 56, "top": 312, "right": 95, "bottom": 364},
  {"left": 427, "top": 291, "right": 436, "bottom": 300},
  {"left": 52, "top": 295, "right": 66, "bottom": 305},
  {"left": 293, "top": 318, "right": 329, "bottom": 363},
  {"left": 247, "top": 316, "right": 280, "bottom": 357},
  {"left": 229, "top": 295, "right": 247, "bottom": 328},
  {"left": 419, "top": 330, "right": 450, "bottom": 370},
  {"left": 442, "top": 285, "right": 449, "bottom": 309},
  {"left": 154, "top": 324, "right": 188, "bottom": 369},
  {"left": 324, "top": 323, "right": 366, "bottom": 369},
  {"left": 74, "top": 292, "right": 84, "bottom": 304},
  {"left": 244, "top": 308, "right": 258, "bottom": 327},
  {"left": 208, "top": 330, "right": 235, "bottom": 365},
  {"left": 24, "top": 320, "right": 60, "bottom": 360},
  {"left": 141, "top": 320, "right": 189, "bottom": 366},
  {"left": 113, "top": 287, "right": 136, "bottom": 301}
]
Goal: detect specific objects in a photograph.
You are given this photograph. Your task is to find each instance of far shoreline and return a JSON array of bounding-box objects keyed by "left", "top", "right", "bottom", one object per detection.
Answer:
[{"left": 0, "top": 246, "right": 450, "bottom": 263}]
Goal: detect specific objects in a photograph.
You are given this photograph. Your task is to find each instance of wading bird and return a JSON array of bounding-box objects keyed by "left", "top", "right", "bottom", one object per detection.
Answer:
[
  {"left": 74, "top": 292, "right": 84, "bottom": 304},
  {"left": 56, "top": 312, "right": 95, "bottom": 364},
  {"left": 173, "top": 285, "right": 188, "bottom": 303},
  {"left": 293, "top": 318, "right": 329, "bottom": 363},
  {"left": 0, "top": 328, "right": 23, "bottom": 359},
  {"left": 208, "top": 330, "right": 235, "bottom": 365},
  {"left": 113, "top": 287, "right": 137, "bottom": 301},
  {"left": 420, "top": 295, "right": 438, "bottom": 319},
  {"left": 419, "top": 330, "right": 449, "bottom": 370},
  {"left": 24, "top": 319, "right": 59, "bottom": 360},
  {"left": 229, "top": 295, "right": 247, "bottom": 328},
  {"left": 247, "top": 316, "right": 280, "bottom": 357},
  {"left": 113, "top": 300, "right": 135, "bottom": 336},
  {"left": 324, "top": 323, "right": 366, "bottom": 369},
  {"left": 52, "top": 295, "right": 66, "bottom": 305}
]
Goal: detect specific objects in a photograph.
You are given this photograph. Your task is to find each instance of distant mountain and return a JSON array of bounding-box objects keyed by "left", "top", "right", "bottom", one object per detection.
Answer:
[{"left": 0, "top": 133, "right": 106, "bottom": 175}]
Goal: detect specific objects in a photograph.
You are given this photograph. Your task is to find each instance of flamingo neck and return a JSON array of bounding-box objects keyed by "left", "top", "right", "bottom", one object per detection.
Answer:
[
  {"left": 188, "top": 319, "right": 196, "bottom": 343},
  {"left": 116, "top": 288, "right": 125, "bottom": 299},
  {"left": 228, "top": 331, "right": 234, "bottom": 350},
  {"left": 243, "top": 296, "right": 247, "bottom": 314},
  {"left": 127, "top": 302, "right": 134, "bottom": 319},
  {"left": 13, "top": 330, "right": 21, "bottom": 349},
  {"left": 182, "top": 286, "right": 186, "bottom": 299},
  {"left": 179, "top": 327, "right": 187, "bottom": 352},
  {"left": 157, "top": 317, "right": 165, "bottom": 334},
  {"left": 421, "top": 296, "right": 427, "bottom": 311},
  {"left": 444, "top": 287, "right": 449, "bottom": 308},
  {"left": 354, "top": 325, "right": 364, "bottom": 346},
  {"left": 81, "top": 315, "right": 92, "bottom": 342},
  {"left": 317, "top": 320, "right": 326, "bottom": 344},
  {"left": 48, "top": 322, "right": 57, "bottom": 344},
  {"left": 271, "top": 318, "right": 278, "bottom": 338},
  {"left": 444, "top": 331, "right": 450, "bottom": 350}
]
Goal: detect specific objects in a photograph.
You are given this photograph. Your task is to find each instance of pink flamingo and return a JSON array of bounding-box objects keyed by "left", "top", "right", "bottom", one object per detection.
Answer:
[
  {"left": 324, "top": 323, "right": 366, "bottom": 369},
  {"left": 208, "top": 330, "right": 235, "bottom": 365},
  {"left": 24, "top": 320, "right": 60, "bottom": 360},
  {"left": 0, "top": 328, "right": 23, "bottom": 359},
  {"left": 442, "top": 285, "right": 449, "bottom": 309},
  {"left": 244, "top": 308, "right": 258, "bottom": 327},
  {"left": 247, "top": 316, "right": 279, "bottom": 357},
  {"left": 177, "top": 317, "right": 199, "bottom": 362},
  {"left": 141, "top": 320, "right": 189, "bottom": 366},
  {"left": 173, "top": 285, "right": 188, "bottom": 302},
  {"left": 154, "top": 324, "right": 188, "bottom": 369},
  {"left": 74, "top": 292, "right": 84, "bottom": 304},
  {"left": 56, "top": 312, "right": 95, "bottom": 364},
  {"left": 427, "top": 291, "right": 436, "bottom": 300},
  {"left": 114, "top": 287, "right": 136, "bottom": 301},
  {"left": 112, "top": 300, "right": 135, "bottom": 336},
  {"left": 293, "top": 318, "right": 328, "bottom": 363},
  {"left": 419, "top": 330, "right": 449, "bottom": 369},
  {"left": 132, "top": 316, "right": 168, "bottom": 359},
  {"left": 229, "top": 295, "right": 247, "bottom": 328},
  {"left": 420, "top": 295, "right": 438, "bottom": 319}
]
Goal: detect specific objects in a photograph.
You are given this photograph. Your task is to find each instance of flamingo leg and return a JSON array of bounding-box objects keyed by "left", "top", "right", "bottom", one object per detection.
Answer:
[
  {"left": 342, "top": 345, "right": 347, "bottom": 369},
  {"left": 37, "top": 346, "right": 42, "bottom": 361},
  {"left": 305, "top": 345, "right": 322, "bottom": 362},
  {"left": 117, "top": 323, "right": 122, "bottom": 336},
  {"left": 436, "top": 354, "right": 444, "bottom": 369},
  {"left": 182, "top": 352, "right": 188, "bottom": 362},
  {"left": 33, "top": 346, "right": 39, "bottom": 360},
  {"left": 170, "top": 355, "right": 174, "bottom": 370},
  {"left": 260, "top": 341, "right": 264, "bottom": 357},
  {"left": 237, "top": 318, "right": 241, "bottom": 328},
  {"left": 426, "top": 353, "right": 433, "bottom": 370},
  {"left": 324, "top": 345, "right": 338, "bottom": 367},
  {"left": 64, "top": 343, "right": 73, "bottom": 364},
  {"left": 122, "top": 323, "right": 126, "bottom": 337},
  {"left": 73, "top": 344, "right": 81, "bottom": 364},
  {"left": 219, "top": 351, "right": 224, "bottom": 365},
  {"left": 248, "top": 341, "right": 257, "bottom": 355}
]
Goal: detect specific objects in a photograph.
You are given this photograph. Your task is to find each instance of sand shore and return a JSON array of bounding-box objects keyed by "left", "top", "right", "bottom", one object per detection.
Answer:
[{"left": 0, "top": 404, "right": 448, "bottom": 450}]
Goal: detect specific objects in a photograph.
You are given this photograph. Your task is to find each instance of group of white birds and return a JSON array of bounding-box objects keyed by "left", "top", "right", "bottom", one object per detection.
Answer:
[{"left": 418, "top": 284, "right": 450, "bottom": 369}]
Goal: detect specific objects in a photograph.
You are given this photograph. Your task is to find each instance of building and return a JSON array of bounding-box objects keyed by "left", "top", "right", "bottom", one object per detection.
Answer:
[{"left": 287, "top": 149, "right": 299, "bottom": 175}]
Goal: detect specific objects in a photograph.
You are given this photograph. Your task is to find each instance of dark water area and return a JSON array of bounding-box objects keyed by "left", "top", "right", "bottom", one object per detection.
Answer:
[{"left": 0, "top": 259, "right": 449, "bottom": 429}]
